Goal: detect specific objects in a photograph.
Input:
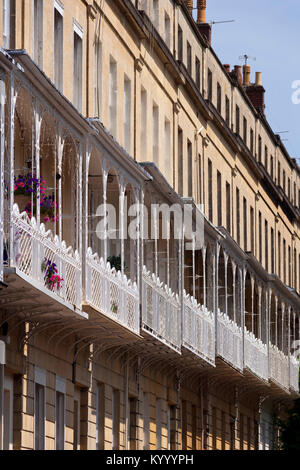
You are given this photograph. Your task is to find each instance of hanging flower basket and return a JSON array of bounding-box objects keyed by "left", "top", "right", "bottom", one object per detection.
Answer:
[
  {"left": 14, "top": 174, "right": 46, "bottom": 197},
  {"left": 25, "top": 196, "right": 58, "bottom": 223},
  {"left": 40, "top": 196, "right": 58, "bottom": 223},
  {"left": 41, "top": 258, "right": 64, "bottom": 291}
]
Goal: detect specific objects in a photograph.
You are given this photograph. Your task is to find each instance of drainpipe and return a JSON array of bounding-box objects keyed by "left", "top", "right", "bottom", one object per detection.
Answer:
[{"left": 0, "top": 340, "right": 5, "bottom": 450}]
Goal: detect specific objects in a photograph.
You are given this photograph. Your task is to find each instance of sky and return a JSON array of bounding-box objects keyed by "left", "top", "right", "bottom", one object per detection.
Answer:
[{"left": 192, "top": 0, "right": 300, "bottom": 162}]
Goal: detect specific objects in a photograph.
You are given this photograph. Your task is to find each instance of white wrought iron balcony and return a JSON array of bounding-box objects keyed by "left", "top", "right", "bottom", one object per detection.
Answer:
[
  {"left": 289, "top": 355, "right": 299, "bottom": 393},
  {"left": 85, "top": 249, "right": 140, "bottom": 334},
  {"left": 217, "top": 310, "right": 243, "bottom": 371},
  {"left": 244, "top": 329, "right": 268, "bottom": 381},
  {"left": 142, "top": 266, "right": 181, "bottom": 352},
  {"left": 269, "top": 344, "right": 290, "bottom": 390},
  {"left": 183, "top": 292, "right": 215, "bottom": 365},
  {"left": 8, "top": 204, "right": 81, "bottom": 309}
]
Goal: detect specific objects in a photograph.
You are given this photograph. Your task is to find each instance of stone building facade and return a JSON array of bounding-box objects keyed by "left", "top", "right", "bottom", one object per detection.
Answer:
[{"left": 0, "top": 0, "right": 299, "bottom": 450}]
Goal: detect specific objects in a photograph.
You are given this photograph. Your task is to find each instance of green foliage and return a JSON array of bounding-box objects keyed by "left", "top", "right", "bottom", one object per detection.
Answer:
[
  {"left": 278, "top": 398, "right": 300, "bottom": 450},
  {"left": 107, "top": 255, "right": 125, "bottom": 272}
]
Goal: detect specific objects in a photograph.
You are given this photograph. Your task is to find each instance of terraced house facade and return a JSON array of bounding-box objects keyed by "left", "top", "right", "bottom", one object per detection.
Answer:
[{"left": 0, "top": 0, "right": 299, "bottom": 451}]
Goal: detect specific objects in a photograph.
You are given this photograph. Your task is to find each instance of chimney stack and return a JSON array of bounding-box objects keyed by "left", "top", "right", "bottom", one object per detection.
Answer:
[
  {"left": 196, "top": 0, "right": 212, "bottom": 45},
  {"left": 234, "top": 65, "right": 242, "bottom": 84},
  {"left": 223, "top": 64, "right": 230, "bottom": 73},
  {"left": 245, "top": 72, "right": 265, "bottom": 115},
  {"left": 185, "top": 0, "right": 193, "bottom": 16},
  {"left": 243, "top": 64, "right": 251, "bottom": 86},
  {"left": 197, "top": 0, "right": 206, "bottom": 23}
]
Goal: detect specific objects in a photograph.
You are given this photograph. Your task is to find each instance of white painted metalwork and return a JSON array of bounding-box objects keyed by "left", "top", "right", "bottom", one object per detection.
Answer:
[
  {"left": 183, "top": 292, "right": 215, "bottom": 365},
  {"left": 289, "top": 355, "right": 299, "bottom": 392},
  {"left": 142, "top": 266, "right": 181, "bottom": 352},
  {"left": 244, "top": 328, "right": 268, "bottom": 381},
  {"left": 217, "top": 310, "right": 243, "bottom": 371},
  {"left": 11, "top": 204, "right": 81, "bottom": 308},
  {"left": 86, "top": 248, "right": 139, "bottom": 334},
  {"left": 0, "top": 79, "right": 5, "bottom": 283},
  {"left": 269, "top": 344, "right": 289, "bottom": 390}
]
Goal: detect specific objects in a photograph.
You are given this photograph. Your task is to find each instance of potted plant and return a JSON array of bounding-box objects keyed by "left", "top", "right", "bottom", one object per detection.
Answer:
[
  {"left": 14, "top": 174, "right": 46, "bottom": 197},
  {"left": 41, "top": 258, "right": 64, "bottom": 291},
  {"left": 25, "top": 196, "right": 58, "bottom": 224},
  {"left": 107, "top": 255, "right": 125, "bottom": 272},
  {"left": 14, "top": 174, "right": 46, "bottom": 212}
]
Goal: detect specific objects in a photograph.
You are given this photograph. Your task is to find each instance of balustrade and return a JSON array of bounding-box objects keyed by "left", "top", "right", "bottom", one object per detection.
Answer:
[
  {"left": 86, "top": 248, "right": 140, "bottom": 334},
  {"left": 183, "top": 292, "right": 215, "bottom": 364},
  {"left": 142, "top": 266, "right": 181, "bottom": 351}
]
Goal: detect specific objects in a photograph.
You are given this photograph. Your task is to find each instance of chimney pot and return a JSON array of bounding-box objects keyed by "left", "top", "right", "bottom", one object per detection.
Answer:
[
  {"left": 234, "top": 65, "right": 242, "bottom": 84},
  {"left": 243, "top": 64, "right": 251, "bottom": 86},
  {"left": 255, "top": 72, "right": 262, "bottom": 86},
  {"left": 185, "top": 0, "right": 194, "bottom": 16},
  {"left": 224, "top": 64, "right": 230, "bottom": 73},
  {"left": 197, "top": 0, "right": 206, "bottom": 23}
]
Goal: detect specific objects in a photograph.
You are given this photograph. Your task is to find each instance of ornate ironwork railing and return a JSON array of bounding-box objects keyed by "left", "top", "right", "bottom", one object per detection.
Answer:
[
  {"left": 11, "top": 204, "right": 81, "bottom": 308},
  {"left": 183, "top": 292, "right": 215, "bottom": 365},
  {"left": 217, "top": 310, "right": 243, "bottom": 371},
  {"left": 142, "top": 266, "right": 181, "bottom": 352},
  {"left": 244, "top": 329, "right": 268, "bottom": 381},
  {"left": 289, "top": 355, "right": 299, "bottom": 392},
  {"left": 86, "top": 248, "right": 140, "bottom": 334},
  {"left": 269, "top": 344, "right": 290, "bottom": 390}
]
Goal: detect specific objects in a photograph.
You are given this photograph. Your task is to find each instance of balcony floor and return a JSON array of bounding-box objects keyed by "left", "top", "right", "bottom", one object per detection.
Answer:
[
  {"left": 2, "top": 267, "right": 87, "bottom": 320},
  {"left": 82, "top": 302, "right": 143, "bottom": 345},
  {"left": 0, "top": 268, "right": 89, "bottom": 355}
]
